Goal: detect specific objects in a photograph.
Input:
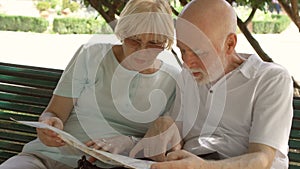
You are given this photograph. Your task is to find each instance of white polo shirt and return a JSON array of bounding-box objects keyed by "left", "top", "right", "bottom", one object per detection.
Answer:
[{"left": 172, "top": 53, "right": 293, "bottom": 169}]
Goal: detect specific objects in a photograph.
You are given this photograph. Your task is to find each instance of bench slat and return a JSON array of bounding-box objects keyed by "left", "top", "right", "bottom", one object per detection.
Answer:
[
  {"left": 289, "top": 151, "right": 300, "bottom": 163},
  {"left": 0, "top": 84, "right": 53, "bottom": 98},
  {"left": 0, "top": 140, "right": 24, "bottom": 153},
  {"left": 0, "top": 120, "right": 36, "bottom": 134},
  {"left": 292, "top": 119, "right": 300, "bottom": 129},
  {"left": 0, "top": 101, "right": 44, "bottom": 115},
  {"left": 0, "top": 74, "right": 58, "bottom": 90},
  {"left": 0, "top": 129, "right": 36, "bottom": 143},
  {"left": 295, "top": 110, "right": 300, "bottom": 119},
  {"left": 289, "top": 139, "right": 300, "bottom": 150},
  {"left": 289, "top": 164, "right": 300, "bottom": 169},
  {"left": 290, "top": 130, "right": 300, "bottom": 139},
  {"left": 0, "top": 62, "right": 62, "bottom": 80},
  {"left": 0, "top": 92, "right": 50, "bottom": 106},
  {"left": 0, "top": 112, "right": 38, "bottom": 122},
  {"left": 294, "top": 98, "right": 300, "bottom": 110}
]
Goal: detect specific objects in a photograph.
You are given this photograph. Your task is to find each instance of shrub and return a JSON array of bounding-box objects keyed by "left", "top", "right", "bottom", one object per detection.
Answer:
[
  {"left": 62, "top": 0, "right": 80, "bottom": 12},
  {"left": 69, "top": 1, "right": 80, "bottom": 12},
  {"left": 0, "top": 14, "right": 49, "bottom": 33},
  {"left": 252, "top": 14, "right": 291, "bottom": 34},
  {"left": 45, "top": 0, "right": 60, "bottom": 9},
  {"left": 272, "top": 15, "right": 291, "bottom": 33},
  {"left": 36, "top": 1, "right": 51, "bottom": 12},
  {"left": 53, "top": 17, "right": 104, "bottom": 34}
]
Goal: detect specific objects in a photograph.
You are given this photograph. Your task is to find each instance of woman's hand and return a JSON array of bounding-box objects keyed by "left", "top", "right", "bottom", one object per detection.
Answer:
[
  {"left": 86, "top": 135, "right": 135, "bottom": 163},
  {"left": 36, "top": 116, "right": 65, "bottom": 147}
]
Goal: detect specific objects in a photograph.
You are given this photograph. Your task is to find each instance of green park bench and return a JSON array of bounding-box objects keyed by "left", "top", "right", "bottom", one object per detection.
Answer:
[
  {"left": 0, "top": 62, "right": 62, "bottom": 164},
  {"left": 0, "top": 62, "right": 299, "bottom": 168}
]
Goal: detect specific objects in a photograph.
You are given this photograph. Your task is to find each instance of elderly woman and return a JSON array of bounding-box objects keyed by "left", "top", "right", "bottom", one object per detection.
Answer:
[{"left": 0, "top": 0, "right": 178, "bottom": 168}]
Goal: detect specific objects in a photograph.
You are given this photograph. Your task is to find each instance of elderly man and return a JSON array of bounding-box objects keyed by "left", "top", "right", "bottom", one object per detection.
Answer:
[{"left": 130, "top": 0, "right": 293, "bottom": 169}]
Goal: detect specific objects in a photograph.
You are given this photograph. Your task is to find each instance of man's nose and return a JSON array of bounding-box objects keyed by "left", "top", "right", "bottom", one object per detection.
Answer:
[{"left": 182, "top": 53, "right": 198, "bottom": 68}]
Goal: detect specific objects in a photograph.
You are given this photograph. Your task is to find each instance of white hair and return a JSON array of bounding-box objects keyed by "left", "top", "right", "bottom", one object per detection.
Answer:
[{"left": 114, "top": 0, "right": 174, "bottom": 49}]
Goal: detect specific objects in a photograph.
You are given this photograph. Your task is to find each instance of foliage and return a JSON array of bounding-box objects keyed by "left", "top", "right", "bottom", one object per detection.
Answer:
[
  {"left": 36, "top": 1, "right": 51, "bottom": 12},
  {"left": 63, "top": 0, "right": 80, "bottom": 12},
  {"left": 234, "top": 0, "right": 271, "bottom": 11},
  {"left": 0, "top": 14, "right": 49, "bottom": 33},
  {"left": 82, "top": 0, "right": 128, "bottom": 25},
  {"left": 252, "top": 14, "right": 291, "bottom": 33},
  {"left": 170, "top": 0, "right": 184, "bottom": 16},
  {"left": 69, "top": 1, "right": 81, "bottom": 12},
  {"left": 52, "top": 17, "right": 111, "bottom": 34},
  {"left": 44, "top": 0, "right": 60, "bottom": 9},
  {"left": 36, "top": 0, "right": 60, "bottom": 11}
]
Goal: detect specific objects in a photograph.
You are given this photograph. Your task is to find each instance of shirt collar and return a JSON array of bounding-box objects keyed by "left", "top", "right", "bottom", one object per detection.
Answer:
[{"left": 237, "top": 53, "right": 263, "bottom": 79}]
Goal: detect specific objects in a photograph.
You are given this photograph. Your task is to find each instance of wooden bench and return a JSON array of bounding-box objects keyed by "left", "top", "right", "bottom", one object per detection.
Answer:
[
  {"left": 0, "top": 62, "right": 62, "bottom": 164},
  {"left": 0, "top": 62, "right": 299, "bottom": 168},
  {"left": 290, "top": 97, "right": 300, "bottom": 168}
]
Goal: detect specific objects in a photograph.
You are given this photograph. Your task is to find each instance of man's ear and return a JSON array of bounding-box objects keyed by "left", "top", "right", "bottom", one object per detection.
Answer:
[{"left": 225, "top": 33, "right": 237, "bottom": 55}]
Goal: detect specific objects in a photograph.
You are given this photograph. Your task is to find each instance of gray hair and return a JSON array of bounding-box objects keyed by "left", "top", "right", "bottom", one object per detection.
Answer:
[{"left": 114, "top": 0, "right": 174, "bottom": 49}]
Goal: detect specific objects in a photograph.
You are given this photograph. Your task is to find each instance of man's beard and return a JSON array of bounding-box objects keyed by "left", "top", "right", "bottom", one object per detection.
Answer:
[
  {"left": 188, "top": 68, "right": 210, "bottom": 85},
  {"left": 188, "top": 62, "right": 225, "bottom": 85}
]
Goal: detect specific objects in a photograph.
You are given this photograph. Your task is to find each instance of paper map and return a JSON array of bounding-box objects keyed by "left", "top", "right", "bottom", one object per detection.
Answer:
[{"left": 11, "top": 118, "right": 155, "bottom": 169}]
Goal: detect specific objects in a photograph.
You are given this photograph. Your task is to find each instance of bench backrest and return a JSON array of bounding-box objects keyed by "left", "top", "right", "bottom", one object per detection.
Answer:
[
  {"left": 0, "top": 62, "right": 299, "bottom": 168},
  {"left": 0, "top": 62, "right": 62, "bottom": 164},
  {"left": 290, "top": 97, "right": 300, "bottom": 168}
]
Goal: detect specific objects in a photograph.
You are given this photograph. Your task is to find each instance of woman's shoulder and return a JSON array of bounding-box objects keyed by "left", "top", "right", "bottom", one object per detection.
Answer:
[
  {"left": 79, "top": 42, "right": 116, "bottom": 62},
  {"left": 82, "top": 42, "right": 113, "bottom": 53}
]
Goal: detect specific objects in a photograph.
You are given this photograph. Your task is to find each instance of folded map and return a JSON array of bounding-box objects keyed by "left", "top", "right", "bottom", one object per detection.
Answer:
[{"left": 11, "top": 118, "right": 155, "bottom": 169}]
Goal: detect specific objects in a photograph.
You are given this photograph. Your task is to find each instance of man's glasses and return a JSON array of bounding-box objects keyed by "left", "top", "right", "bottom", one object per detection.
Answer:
[{"left": 124, "top": 37, "right": 165, "bottom": 50}]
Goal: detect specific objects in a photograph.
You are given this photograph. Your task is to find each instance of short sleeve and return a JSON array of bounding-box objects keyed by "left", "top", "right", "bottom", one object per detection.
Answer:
[
  {"left": 249, "top": 68, "right": 293, "bottom": 155},
  {"left": 53, "top": 45, "right": 88, "bottom": 98}
]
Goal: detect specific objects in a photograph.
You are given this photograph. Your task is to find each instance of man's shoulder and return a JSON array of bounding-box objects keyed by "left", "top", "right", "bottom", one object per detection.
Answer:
[
  {"left": 242, "top": 53, "right": 291, "bottom": 79},
  {"left": 258, "top": 61, "right": 291, "bottom": 79}
]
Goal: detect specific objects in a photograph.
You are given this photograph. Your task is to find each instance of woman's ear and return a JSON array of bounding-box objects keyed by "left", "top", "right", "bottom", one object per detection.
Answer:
[{"left": 225, "top": 33, "right": 237, "bottom": 55}]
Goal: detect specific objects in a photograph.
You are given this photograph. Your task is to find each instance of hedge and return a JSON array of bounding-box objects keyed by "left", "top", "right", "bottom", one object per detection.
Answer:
[
  {"left": 0, "top": 14, "right": 49, "bottom": 33},
  {"left": 53, "top": 17, "right": 112, "bottom": 34},
  {"left": 252, "top": 14, "right": 291, "bottom": 34}
]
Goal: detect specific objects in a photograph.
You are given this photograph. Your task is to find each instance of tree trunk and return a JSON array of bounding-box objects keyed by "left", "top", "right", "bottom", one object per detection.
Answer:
[
  {"left": 85, "top": 0, "right": 128, "bottom": 30},
  {"left": 237, "top": 17, "right": 273, "bottom": 62},
  {"left": 278, "top": 0, "right": 300, "bottom": 32}
]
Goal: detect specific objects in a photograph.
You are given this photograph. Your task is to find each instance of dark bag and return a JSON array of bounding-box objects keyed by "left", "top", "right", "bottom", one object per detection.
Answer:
[
  {"left": 75, "top": 155, "right": 127, "bottom": 169},
  {"left": 75, "top": 155, "right": 102, "bottom": 169}
]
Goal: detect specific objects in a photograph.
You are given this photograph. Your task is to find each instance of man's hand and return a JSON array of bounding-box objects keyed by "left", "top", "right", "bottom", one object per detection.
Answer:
[
  {"left": 151, "top": 150, "right": 204, "bottom": 169},
  {"left": 130, "top": 116, "right": 182, "bottom": 161},
  {"left": 36, "top": 116, "right": 65, "bottom": 147},
  {"left": 151, "top": 143, "right": 276, "bottom": 169},
  {"left": 86, "top": 135, "right": 135, "bottom": 163}
]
